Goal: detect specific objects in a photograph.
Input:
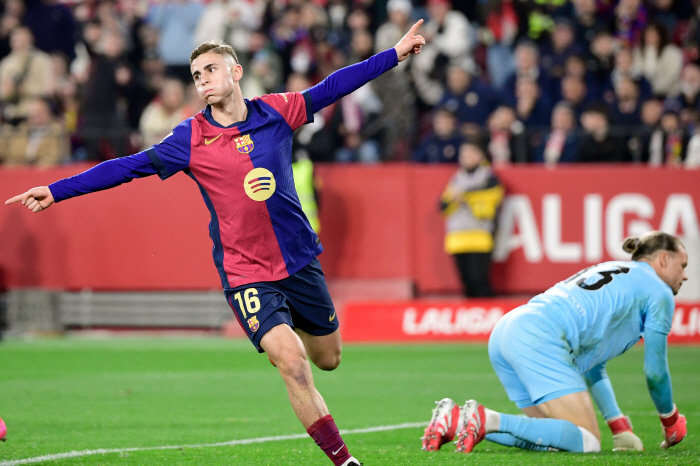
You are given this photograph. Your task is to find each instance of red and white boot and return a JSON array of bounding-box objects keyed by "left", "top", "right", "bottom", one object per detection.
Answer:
[
  {"left": 421, "top": 398, "right": 461, "bottom": 451},
  {"left": 455, "top": 400, "right": 486, "bottom": 453}
]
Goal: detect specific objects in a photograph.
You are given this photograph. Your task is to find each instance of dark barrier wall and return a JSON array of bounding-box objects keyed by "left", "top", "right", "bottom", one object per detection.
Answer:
[{"left": 0, "top": 164, "right": 698, "bottom": 294}]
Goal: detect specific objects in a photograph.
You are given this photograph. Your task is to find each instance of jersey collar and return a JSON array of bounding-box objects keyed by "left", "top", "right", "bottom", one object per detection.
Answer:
[{"left": 203, "top": 100, "right": 252, "bottom": 128}]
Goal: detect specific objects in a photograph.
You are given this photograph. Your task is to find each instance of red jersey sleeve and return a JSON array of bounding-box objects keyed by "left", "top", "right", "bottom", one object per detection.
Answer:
[{"left": 257, "top": 92, "right": 311, "bottom": 130}]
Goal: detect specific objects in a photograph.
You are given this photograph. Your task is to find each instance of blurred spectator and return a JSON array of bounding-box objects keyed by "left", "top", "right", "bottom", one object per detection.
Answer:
[
  {"left": 410, "top": 0, "right": 473, "bottom": 105},
  {"left": 615, "top": 0, "right": 648, "bottom": 47},
  {"left": 439, "top": 141, "right": 504, "bottom": 297},
  {"left": 562, "top": 54, "right": 600, "bottom": 101},
  {"left": 533, "top": 102, "right": 580, "bottom": 164},
  {"left": 578, "top": 102, "right": 632, "bottom": 162},
  {"left": 572, "top": 0, "right": 612, "bottom": 47},
  {"left": 139, "top": 77, "right": 191, "bottom": 148},
  {"left": 648, "top": 0, "right": 691, "bottom": 37},
  {"left": 540, "top": 18, "right": 585, "bottom": 81},
  {"left": 48, "top": 52, "right": 79, "bottom": 136},
  {"left": 501, "top": 41, "right": 552, "bottom": 103},
  {"left": 79, "top": 30, "right": 131, "bottom": 161},
  {"left": 239, "top": 30, "right": 284, "bottom": 97},
  {"left": 292, "top": 151, "right": 320, "bottom": 233},
  {"left": 513, "top": 77, "right": 551, "bottom": 127},
  {"left": 373, "top": 0, "right": 416, "bottom": 159},
  {"left": 648, "top": 106, "right": 689, "bottom": 165},
  {"left": 0, "top": 97, "right": 69, "bottom": 166},
  {"left": 486, "top": 105, "right": 527, "bottom": 165},
  {"left": 633, "top": 21, "right": 683, "bottom": 97},
  {"left": 119, "top": 0, "right": 150, "bottom": 69},
  {"left": 559, "top": 74, "right": 590, "bottom": 121},
  {"left": 437, "top": 62, "right": 501, "bottom": 133},
  {"left": 588, "top": 30, "right": 616, "bottom": 86},
  {"left": 24, "top": 0, "right": 76, "bottom": 61},
  {"left": 601, "top": 46, "right": 653, "bottom": 104},
  {"left": 482, "top": 0, "right": 518, "bottom": 90},
  {"left": 669, "top": 63, "right": 700, "bottom": 112},
  {"left": 631, "top": 98, "right": 663, "bottom": 161},
  {"left": 148, "top": 0, "right": 204, "bottom": 83},
  {"left": 686, "top": 128, "right": 700, "bottom": 167},
  {"left": 413, "top": 108, "right": 464, "bottom": 163},
  {"left": 609, "top": 75, "right": 642, "bottom": 126},
  {"left": 194, "top": 0, "right": 265, "bottom": 57},
  {"left": 0, "top": 0, "right": 25, "bottom": 60},
  {"left": 0, "top": 26, "right": 52, "bottom": 124}
]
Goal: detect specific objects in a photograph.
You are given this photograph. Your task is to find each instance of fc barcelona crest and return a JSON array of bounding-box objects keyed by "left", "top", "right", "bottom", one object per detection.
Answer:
[
  {"left": 235, "top": 134, "right": 254, "bottom": 154},
  {"left": 247, "top": 315, "right": 260, "bottom": 332}
]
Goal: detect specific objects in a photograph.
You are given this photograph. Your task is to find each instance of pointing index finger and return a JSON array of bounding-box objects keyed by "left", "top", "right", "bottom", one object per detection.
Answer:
[
  {"left": 409, "top": 19, "right": 424, "bottom": 35},
  {"left": 5, "top": 194, "right": 26, "bottom": 205}
]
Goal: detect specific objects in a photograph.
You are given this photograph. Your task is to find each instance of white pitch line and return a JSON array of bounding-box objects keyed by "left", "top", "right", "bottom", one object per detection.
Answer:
[{"left": 0, "top": 422, "right": 425, "bottom": 466}]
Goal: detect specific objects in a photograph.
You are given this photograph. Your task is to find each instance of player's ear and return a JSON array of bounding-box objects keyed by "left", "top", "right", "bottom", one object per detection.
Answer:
[
  {"left": 659, "top": 251, "right": 669, "bottom": 268},
  {"left": 232, "top": 62, "right": 243, "bottom": 82}
]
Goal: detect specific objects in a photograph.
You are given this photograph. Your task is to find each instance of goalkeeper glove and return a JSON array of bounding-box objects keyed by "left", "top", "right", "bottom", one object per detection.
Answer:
[
  {"left": 607, "top": 415, "right": 643, "bottom": 451},
  {"left": 660, "top": 405, "right": 687, "bottom": 449}
]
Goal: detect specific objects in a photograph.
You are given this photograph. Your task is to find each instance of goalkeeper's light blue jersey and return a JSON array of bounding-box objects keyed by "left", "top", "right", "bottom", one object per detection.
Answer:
[{"left": 527, "top": 261, "right": 675, "bottom": 373}]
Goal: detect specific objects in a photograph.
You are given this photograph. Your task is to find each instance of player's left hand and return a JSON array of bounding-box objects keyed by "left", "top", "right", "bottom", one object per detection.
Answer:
[
  {"left": 608, "top": 415, "right": 644, "bottom": 451},
  {"left": 660, "top": 405, "right": 687, "bottom": 449},
  {"left": 394, "top": 19, "right": 426, "bottom": 62}
]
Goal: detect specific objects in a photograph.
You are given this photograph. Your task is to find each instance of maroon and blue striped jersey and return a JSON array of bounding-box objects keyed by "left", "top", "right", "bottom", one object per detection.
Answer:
[{"left": 48, "top": 49, "right": 398, "bottom": 290}]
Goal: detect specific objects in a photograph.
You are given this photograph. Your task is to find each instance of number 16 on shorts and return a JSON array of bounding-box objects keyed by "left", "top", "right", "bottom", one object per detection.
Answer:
[{"left": 232, "top": 288, "right": 261, "bottom": 332}]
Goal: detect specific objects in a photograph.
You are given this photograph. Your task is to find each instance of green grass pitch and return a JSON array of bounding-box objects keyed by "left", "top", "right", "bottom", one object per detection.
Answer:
[{"left": 0, "top": 337, "right": 698, "bottom": 465}]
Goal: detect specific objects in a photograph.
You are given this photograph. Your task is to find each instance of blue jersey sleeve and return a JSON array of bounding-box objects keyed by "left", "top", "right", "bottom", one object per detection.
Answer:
[
  {"left": 644, "top": 287, "right": 675, "bottom": 335},
  {"left": 643, "top": 328, "right": 674, "bottom": 414},
  {"left": 146, "top": 118, "right": 193, "bottom": 180},
  {"left": 304, "top": 48, "right": 398, "bottom": 114},
  {"left": 583, "top": 363, "right": 623, "bottom": 420},
  {"left": 48, "top": 151, "right": 158, "bottom": 202}
]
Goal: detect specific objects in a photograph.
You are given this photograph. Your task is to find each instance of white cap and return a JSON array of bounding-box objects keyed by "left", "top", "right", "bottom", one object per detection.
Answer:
[{"left": 387, "top": 0, "right": 412, "bottom": 15}]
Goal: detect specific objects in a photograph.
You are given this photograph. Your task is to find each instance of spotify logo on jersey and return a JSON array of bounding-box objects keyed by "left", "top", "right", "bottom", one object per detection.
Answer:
[{"left": 244, "top": 168, "right": 276, "bottom": 201}]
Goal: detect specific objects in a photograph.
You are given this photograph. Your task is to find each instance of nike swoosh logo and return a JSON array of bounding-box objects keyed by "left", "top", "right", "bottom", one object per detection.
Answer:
[
  {"left": 332, "top": 444, "right": 345, "bottom": 455},
  {"left": 329, "top": 312, "right": 336, "bottom": 322},
  {"left": 204, "top": 134, "right": 223, "bottom": 145}
]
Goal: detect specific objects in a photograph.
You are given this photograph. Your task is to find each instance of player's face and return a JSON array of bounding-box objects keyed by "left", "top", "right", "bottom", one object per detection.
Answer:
[
  {"left": 662, "top": 247, "right": 688, "bottom": 295},
  {"left": 191, "top": 52, "right": 241, "bottom": 105}
]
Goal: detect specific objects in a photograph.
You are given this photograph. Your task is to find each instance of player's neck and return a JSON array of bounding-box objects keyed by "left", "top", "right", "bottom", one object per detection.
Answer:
[{"left": 210, "top": 93, "right": 248, "bottom": 127}]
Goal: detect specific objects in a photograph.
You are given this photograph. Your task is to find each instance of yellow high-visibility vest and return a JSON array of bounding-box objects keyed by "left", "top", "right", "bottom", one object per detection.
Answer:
[{"left": 292, "top": 158, "right": 320, "bottom": 233}]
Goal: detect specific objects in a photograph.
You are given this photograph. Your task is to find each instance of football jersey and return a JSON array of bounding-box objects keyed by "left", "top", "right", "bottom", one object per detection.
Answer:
[
  {"left": 527, "top": 260, "right": 675, "bottom": 373},
  {"left": 144, "top": 93, "right": 321, "bottom": 290}
]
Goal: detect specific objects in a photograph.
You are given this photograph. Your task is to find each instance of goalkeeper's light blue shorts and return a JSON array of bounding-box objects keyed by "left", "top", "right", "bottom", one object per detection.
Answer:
[{"left": 488, "top": 305, "right": 588, "bottom": 409}]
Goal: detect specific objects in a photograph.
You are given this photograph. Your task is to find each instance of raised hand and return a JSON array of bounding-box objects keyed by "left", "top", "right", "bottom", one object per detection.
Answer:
[
  {"left": 394, "top": 19, "right": 426, "bottom": 62},
  {"left": 5, "top": 186, "right": 55, "bottom": 213},
  {"left": 659, "top": 405, "right": 687, "bottom": 449}
]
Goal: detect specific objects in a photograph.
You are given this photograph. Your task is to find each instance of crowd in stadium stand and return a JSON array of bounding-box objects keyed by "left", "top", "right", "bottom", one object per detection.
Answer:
[{"left": 0, "top": 0, "right": 700, "bottom": 167}]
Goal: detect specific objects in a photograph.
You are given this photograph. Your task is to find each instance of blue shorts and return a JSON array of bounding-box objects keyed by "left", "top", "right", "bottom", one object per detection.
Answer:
[
  {"left": 488, "top": 305, "right": 587, "bottom": 409},
  {"left": 225, "top": 258, "right": 338, "bottom": 353}
]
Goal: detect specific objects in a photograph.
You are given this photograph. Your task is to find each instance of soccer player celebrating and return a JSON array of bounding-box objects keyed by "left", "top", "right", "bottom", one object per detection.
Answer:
[
  {"left": 5, "top": 21, "right": 426, "bottom": 466},
  {"left": 423, "top": 231, "right": 688, "bottom": 454}
]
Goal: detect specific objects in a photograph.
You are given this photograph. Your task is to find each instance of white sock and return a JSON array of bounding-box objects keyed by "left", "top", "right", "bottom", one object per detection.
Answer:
[{"left": 484, "top": 408, "right": 500, "bottom": 433}]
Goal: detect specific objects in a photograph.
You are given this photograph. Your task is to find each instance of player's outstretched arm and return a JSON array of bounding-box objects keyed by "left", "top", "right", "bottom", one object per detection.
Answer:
[
  {"left": 393, "top": 19, "right": 426, "bottom": 62},
  {"left": 643, "top": 328, "right": 687, "bottom": 449},
  {"left": 5, "top": 186, "right": 55, "bottom": 213},
  {"left": 304, "top": 20, "right": 426, "bottom": 114},
  {"left": 583, "top": 363, "right": 643, "bottom": 451}
]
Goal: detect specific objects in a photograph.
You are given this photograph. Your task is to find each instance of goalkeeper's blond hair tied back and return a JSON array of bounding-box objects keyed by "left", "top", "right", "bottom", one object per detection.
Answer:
[{"left": 622, "top": 231, "right": 684, "bottom": 261}]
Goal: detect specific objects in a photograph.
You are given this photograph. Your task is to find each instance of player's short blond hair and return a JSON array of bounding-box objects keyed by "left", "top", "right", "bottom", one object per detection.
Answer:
[{"left": 190, "top": 40, "right": 239, "bottom": 66}]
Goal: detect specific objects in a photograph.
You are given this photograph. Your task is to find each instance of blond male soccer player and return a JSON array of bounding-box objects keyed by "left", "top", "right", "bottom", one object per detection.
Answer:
[
  {"left": 423, "top": 231, "right": 688, "bottom": 454},
  {"left": 6, "top": 21, "right": 427, "bottom": 466}
]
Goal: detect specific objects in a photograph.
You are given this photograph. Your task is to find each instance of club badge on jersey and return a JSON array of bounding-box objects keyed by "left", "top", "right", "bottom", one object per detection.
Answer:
[{"left": 235, "top": 134, "right": 254, "bottom": 154}]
